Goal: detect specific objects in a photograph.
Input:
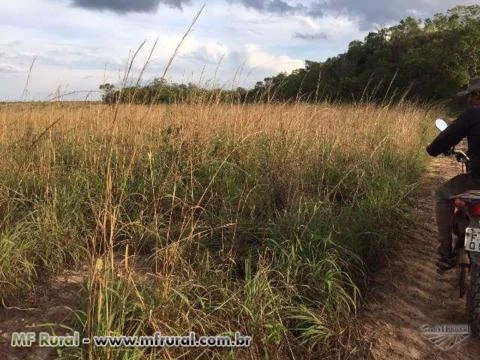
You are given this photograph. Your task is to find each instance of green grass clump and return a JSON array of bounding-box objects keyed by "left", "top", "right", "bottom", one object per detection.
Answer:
[{"left": 0, "top": 102, "right": 432, "bottom": 358}]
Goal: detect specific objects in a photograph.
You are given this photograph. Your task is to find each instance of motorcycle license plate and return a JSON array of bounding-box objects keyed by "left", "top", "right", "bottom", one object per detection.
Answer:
[{"left": 466, "top": 227, "right": 480, "bottom": 252}]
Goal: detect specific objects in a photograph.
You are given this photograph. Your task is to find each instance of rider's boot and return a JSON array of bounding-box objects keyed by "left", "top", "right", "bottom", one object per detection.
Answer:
[
  {"left": 436, "top": 197, "right": 457, "bottom": 274},
  {"left": 436, "top": 246, "right": 457, "bottom": 274}
]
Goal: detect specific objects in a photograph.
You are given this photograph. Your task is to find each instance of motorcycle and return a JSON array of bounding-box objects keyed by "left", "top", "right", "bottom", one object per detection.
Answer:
[{"left": 436, "top": 118, "right": 480, "bottom": 336}]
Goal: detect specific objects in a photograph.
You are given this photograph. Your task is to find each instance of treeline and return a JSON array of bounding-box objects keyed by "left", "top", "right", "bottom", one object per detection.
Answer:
[
  {"left": 100, "top": 5, "right": 480, "bottom": 106},
  {"left": 255, "top": 5, "right": 480, "bottom": 106},
  {"left": 99, "top": 79, "right": 253, "bottom": 104}
]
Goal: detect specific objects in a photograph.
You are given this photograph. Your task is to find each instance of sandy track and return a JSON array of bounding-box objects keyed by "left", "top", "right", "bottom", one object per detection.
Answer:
[
  {"left": 359, "top": 158, "right": 480, "bottom": 359},
  {"left": 0, "top": 271, "right": 82, "bottom": 360}
]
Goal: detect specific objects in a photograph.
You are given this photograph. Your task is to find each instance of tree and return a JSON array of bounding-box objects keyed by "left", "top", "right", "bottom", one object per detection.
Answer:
[
  {"left": 101, "top": 5, "right": 480, "bottom": 107},
  {"left": 99, "top": 83, "right": 116, "bottom": 104}
]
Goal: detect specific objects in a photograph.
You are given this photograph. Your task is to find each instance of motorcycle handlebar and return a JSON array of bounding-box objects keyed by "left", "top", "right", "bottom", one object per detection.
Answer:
[{"left": 445, "top": 147, "right": 470, "bottom": 163}]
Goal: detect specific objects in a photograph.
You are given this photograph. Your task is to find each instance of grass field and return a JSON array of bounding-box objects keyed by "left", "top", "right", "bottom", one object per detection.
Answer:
[{"left": 0, "top": 101, "right": 432, "bottom": 359}]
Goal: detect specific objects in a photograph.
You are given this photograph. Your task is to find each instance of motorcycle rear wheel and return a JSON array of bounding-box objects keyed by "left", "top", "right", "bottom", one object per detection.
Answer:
[{"left": 468, "top": 255, "right": 480, "bottom": 336}]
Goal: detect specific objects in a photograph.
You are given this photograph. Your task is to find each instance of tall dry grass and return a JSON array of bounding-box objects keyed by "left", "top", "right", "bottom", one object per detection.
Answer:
[{"left": 0, "top": 101, "right": 432, "bottom": 359}]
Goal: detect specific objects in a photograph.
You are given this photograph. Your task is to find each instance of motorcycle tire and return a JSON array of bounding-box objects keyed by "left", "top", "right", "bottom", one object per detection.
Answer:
[{"left": 468, "top": 255, "right": 480, "bottom": 336}]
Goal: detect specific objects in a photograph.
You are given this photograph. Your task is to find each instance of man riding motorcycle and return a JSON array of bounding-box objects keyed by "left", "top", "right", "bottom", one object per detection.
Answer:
[{"left": 426, "top": 78, "right": 480, "bottom": 273}]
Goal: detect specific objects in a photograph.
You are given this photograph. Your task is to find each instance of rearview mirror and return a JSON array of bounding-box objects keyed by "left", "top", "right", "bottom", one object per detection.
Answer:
[{"left": 435, "top": 118, "right": 448, "bottom": 132}]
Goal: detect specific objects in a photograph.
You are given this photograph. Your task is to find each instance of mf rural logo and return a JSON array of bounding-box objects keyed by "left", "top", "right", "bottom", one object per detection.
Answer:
[{"left": 420, "top": 324, "right": 470, "bottom": 351}]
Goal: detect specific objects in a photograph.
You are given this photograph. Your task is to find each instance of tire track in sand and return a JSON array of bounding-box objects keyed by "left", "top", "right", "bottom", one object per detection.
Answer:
[{"left": 359, "top": 158, "right": 480, "bottom": 359}]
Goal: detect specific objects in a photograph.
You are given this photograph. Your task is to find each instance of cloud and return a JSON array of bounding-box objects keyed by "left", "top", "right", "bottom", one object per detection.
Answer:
[
  {"left": 180, "top": 41, "right": 229, "bottom": 65},
  {"left": 4, "top": 0, "right": 469, "bottom": 101},
  {"left": 293, "top": 31, "right": 327, "bottom": 40},
  {"left": 71, "top": 0, "right": 190, "bottom": 13},
  {"left": 235, "top": 0, "right": 305, "bottom": 14},
  {"left": 0, "top": 40, "right": 22, "bottom": 48},
  {"left": 309, "top": 0, "right": 475, "bottom": 30},
  {"left": 71, "top": 0, "right": 305, "bottom": 16},
  {"left": 68, "top": 0, "right": 475, "bottom": 32},
  {"left": 0, "top": 63, "right": 23, "bottom": 73},
  {"left": 231, "top": 0, "right": 473, "bottom": 29},
  {"left": 241, "top": 44, "right": 303, "bottom": 73}
]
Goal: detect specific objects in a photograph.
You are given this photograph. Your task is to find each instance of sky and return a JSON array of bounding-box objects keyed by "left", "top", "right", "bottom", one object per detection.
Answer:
[{"left": 0, "top": 0, "right": 476, "bottom": 101}]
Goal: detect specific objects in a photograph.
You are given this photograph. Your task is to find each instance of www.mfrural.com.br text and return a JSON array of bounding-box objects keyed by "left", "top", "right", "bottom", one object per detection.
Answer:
[{"left": 10, "top": 331, "right": 252, "bottom": 348}]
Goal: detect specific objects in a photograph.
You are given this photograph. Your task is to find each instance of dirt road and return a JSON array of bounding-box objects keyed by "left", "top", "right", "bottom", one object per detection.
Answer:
[
  {"left": 0, "top": 271, "right": 82, "bottom": 360},
  {"left": 360, "top": 158, "right": 480, "bottom": 359}
]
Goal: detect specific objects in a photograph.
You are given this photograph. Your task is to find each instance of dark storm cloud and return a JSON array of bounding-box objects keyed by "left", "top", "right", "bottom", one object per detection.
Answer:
[
  {"left": 71, "top": 0, "right": 190, "bottom": 13},
  {"left": 309, "top": 0, "right": 474, "bottom": 30},
  {"left": 72, "top": 0, "right": 304, "bottom": 16},
  {"left": 293, "top": 31, "right": 327, "bottom": 40},
  {"left": 235, "top": 0, "right": 305, "bottom": 14},
  {"left": 236, "top": 0, "right": 476, "bottom": 31},
  {"left": 70, "top": 0, "right": 475, "bottom": 31},
  {"left": 309, "top": 0, "right": 403, "bottom": 27}
]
